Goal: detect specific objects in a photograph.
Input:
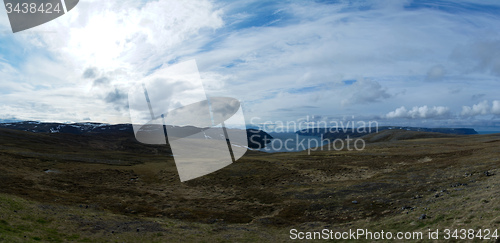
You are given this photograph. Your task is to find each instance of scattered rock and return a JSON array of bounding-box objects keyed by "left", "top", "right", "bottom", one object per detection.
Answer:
[
  {"left": 419, "top": 214, "right": 426, "bottom": 220},
  {"left": 352, "top": 200, "right": 358, "bottom": 204},
  {"left": 484, "top": 171, "right": 493, "bottom": 177},
  {"left": 451, "top": 183, "right": 467, "bottom": 188}
]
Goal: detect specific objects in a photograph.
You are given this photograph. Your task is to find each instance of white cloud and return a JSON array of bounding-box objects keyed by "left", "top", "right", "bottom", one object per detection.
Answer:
[
  {"left": 190, "top": 1, "right": 500, "bottom": 123},
  {"left": 386, "top": 106, "right": 408, "bottom": 119},
  {"left": 38, "top": 0, "right": 224, "bottom": 74},
  {"left": 460, "top": 100, "right": 500, "bottom": 117},
  {"left": 0, "top": 0, "right": 224, "bottom": 123},
  {"left": 386, "top": 105, "right": 450, "bottom": 119},
  {"left": 461, "top": 100, "right": 490, "bottom": 117}
]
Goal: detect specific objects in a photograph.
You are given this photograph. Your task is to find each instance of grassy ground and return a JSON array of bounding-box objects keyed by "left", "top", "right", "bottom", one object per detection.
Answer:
[
  {"left": 0, "top": 193, "right": 288, "bottom": 242},
  {"left": 1, "top": 128, "right": 500, "bottom": 242}
]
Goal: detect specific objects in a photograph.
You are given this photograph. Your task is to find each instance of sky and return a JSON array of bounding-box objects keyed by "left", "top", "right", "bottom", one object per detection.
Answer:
[{"left": 0, "top": 0, "right": 500, "bottom": 130}]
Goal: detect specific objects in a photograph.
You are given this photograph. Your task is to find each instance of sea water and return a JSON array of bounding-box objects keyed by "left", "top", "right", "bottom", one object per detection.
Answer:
[{"left": 259, "top": 132, "right": 329, "bottom": 153}]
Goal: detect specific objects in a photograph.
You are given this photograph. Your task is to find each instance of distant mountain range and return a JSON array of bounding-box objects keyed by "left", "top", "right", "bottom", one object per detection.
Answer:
[
  {"left": 0, "top": 121, "right": 273, "bottom": 149},
  {"left": 0, "top": 121, "right": 130, "bottom": 134},
  {"left": 297, "top": 126, "right": 478, "bottom": 140},
  {"left": 0, "top": 121, "right": 480, "bottom": 150}
]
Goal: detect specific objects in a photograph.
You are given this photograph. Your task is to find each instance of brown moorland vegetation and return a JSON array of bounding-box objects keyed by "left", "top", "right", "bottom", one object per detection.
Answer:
[{"left": 1, "top": 127, "right": 500, "bottom": 242}]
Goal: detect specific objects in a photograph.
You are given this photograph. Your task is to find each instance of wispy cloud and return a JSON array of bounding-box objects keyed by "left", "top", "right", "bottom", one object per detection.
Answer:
[
  {"left": 0, "top": 0, "right": 499, "bottom": 128},
  {"left": 0, "top": 0, "right": 223, "bottom": 123}
]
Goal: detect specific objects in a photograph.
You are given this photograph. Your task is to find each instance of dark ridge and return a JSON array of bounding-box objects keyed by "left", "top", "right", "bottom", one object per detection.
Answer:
[
  {"left": 0, "top": 121, "right": 273, "bottom": 150},
  {"left": 246, "top": 129, "right": 273, "bottom": 149}
]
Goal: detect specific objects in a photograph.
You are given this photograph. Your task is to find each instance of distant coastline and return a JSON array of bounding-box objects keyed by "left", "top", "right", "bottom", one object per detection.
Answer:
[{"left": 476, "top": 131, "right": 500, "bottom": 135}]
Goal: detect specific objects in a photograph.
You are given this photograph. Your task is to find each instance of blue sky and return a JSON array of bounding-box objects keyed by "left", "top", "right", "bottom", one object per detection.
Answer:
[{"left": 0, "top": 0, "right": 500, "bottom": 130}]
